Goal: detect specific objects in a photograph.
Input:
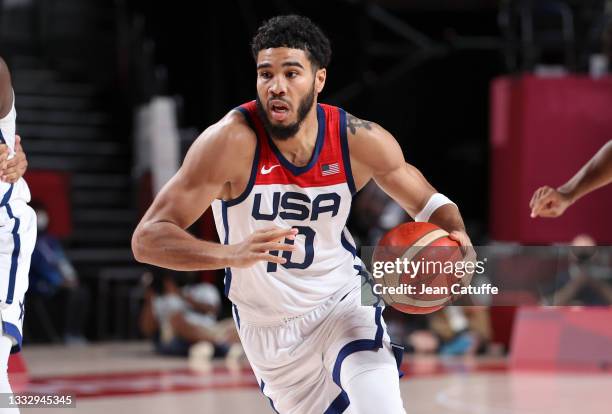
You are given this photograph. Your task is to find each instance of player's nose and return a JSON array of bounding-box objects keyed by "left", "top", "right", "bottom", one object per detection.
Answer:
[{"left": 269, "top": 77, "right": 287, "bottom": 96}]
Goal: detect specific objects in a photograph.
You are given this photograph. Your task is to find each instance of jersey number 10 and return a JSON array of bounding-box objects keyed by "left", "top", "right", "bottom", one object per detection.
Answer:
[{"left": 267, "top": 226, "right": 315, "bottom": 272}]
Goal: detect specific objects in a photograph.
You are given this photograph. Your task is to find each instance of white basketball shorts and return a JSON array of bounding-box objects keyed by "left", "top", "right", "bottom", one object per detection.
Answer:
[{"left": 232, "top": 283, "right": 404, "bottom": 414}]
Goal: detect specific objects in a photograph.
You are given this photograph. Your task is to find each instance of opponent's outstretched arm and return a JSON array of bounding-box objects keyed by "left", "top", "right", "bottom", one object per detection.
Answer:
[
  {"left": 530, "top": 140, "right": 612, "bottom": 218},
  {"left": 347, "top": 114, "right": 470, "bottom": 246},
  {"left": 132, "top": 118, "right": 296, "bottom": 271}
]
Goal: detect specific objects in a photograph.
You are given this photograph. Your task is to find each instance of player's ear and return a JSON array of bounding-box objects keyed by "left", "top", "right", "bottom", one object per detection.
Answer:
[{"left": 315, "top": 68, "right": 326, "bottom": 94}]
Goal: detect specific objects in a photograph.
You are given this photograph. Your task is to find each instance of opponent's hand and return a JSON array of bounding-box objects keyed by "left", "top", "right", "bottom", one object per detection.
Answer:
[
  {"left": 229, "top": 226, "right": 298, "bottom": 268},
  {"left": 0, "top": 143, "right": 8, "bottom": 174},
  {"left": 2, "top": 135, "right": 28, "bottom": 183},
  {"left": 529, "top": 186, "right": 572, "bottom": 218}
]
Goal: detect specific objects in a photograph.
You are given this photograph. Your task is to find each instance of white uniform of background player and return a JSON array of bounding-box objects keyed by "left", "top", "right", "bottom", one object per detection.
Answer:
[
  {"left": 153, "top": 282, "right": 221, "bottom": 343},
  {"left": 0, "top": 92, "right": 36, "bottom": 411}
]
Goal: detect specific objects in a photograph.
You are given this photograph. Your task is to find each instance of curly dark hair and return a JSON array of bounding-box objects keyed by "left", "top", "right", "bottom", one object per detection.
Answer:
[{"left": 251, "top": 15, "right": 332, "bottom": 70}]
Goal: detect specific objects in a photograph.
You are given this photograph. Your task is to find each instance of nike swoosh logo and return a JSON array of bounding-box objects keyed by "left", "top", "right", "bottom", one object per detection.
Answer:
[{"left": 261, "top": 164, "right": 280, "bottom": 175}]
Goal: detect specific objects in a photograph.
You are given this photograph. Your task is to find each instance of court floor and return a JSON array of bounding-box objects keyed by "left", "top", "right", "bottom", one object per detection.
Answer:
[{"left": 16, "top": 342, "right": 612, "bottom": 413}]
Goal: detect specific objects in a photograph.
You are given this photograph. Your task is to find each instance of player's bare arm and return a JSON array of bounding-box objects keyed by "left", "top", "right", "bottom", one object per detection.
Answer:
[
  {"left": 347, "top": 113, "right": 470, "bottom": 246},
  {"left": 0, "top": 57, "right": 12, "bottom": 118},
  {"left": 132, "top": 111, "right": 296, "bottom": 271},
  {"left": 0, "top": 57, "right": 27, "bottom": 183},
  {"left": 530, "top": 140, "right": 612, "bottom": 218},
  {"left": 0, "top": 57, "right": 12, "bottom": 173}
]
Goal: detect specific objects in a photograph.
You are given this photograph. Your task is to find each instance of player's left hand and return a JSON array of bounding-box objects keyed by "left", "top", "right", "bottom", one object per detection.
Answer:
[{"left": 2, "top": 135, "right": 28, "bottom": 183}]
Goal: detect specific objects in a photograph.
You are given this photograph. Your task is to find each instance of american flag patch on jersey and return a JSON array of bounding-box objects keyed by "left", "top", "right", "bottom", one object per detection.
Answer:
[{"left": 321, "top": 162, "right": 340, "bottom": 176}]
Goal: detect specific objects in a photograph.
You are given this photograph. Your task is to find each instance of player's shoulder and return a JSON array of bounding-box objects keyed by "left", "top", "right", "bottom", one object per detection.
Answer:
[
  {"left": 181, "top": 109, "right": 257, "bottom": 182},
  {"left": 344, "top": 112, "right": 395, "bottom": 151},
  {"left": 202, "top": 109, "right": 255, "bottom": 145},
  {"left": 190, "top": 108, "right": 257, "bottom": 157},
  {"left": 343, "top": 111, "right": 404, "bottom": 175}
]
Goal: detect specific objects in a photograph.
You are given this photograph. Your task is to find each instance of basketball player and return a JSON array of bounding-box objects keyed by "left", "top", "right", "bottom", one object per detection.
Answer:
[
  {"left": 530, "top": 140, "right": 612, "bottom": 218},
  {"left": 132, "top": 15, "right": 471, "bottom": 413},
  {"left": 0, "top": 56, "right": 37, "bottom": 413}
]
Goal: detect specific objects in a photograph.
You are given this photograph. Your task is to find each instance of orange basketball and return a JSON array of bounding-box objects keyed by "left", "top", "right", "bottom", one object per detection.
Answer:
[{"left": 372, "top": 222, "right": 472, "bottom": 314}]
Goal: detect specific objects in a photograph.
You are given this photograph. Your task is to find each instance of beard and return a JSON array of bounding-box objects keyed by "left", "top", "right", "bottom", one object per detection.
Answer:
[{"left": 256, "top": 83, "right": 316, "bottom": 141}]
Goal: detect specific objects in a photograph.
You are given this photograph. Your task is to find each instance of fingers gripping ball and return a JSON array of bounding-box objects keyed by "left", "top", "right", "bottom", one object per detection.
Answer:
[{"left": 372, "top": 222, "right": 474, "bottom": 314}]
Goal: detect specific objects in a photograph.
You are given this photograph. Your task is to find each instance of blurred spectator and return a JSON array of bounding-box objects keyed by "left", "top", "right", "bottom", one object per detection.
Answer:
[
  {"left": 28, "top": 203, "right": 90, "bottom": 344},
  {"left": 399, "top": 307, "right": 492, "bottom": 356},
  {"left": 139, "top": 270, "right": 242, "bottom": 367},
  {"left": 387, "top": 305, "right": 492, "bottom": 357},
  {"left": 385, "top": 312, "right": 437, "bottom": 354},
  {"left": 429, "top": 307, "right": 492, "bottom": 356},
  {"left": 544, "top": 234, "right": 612, "bottom": 305}
]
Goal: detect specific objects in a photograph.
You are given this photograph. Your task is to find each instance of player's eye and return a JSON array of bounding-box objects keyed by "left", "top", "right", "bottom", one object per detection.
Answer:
[
  {"left": 259, "top": 72, "right": 272, "bottom": 79},
  {"left": 286, "top": 71, "right": 298, "bottom": 78}
]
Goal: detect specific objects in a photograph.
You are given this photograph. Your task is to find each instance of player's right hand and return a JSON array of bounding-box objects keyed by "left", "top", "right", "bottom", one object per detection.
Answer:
[
  {"left": 0, "top": 144, "right": 8, "bottom": 174},
  {"left": 529, "top": 186, "right": 573, "bottom": 218},
  {"left": 229, "top": 226, "right": 298, "bottom": 268}
]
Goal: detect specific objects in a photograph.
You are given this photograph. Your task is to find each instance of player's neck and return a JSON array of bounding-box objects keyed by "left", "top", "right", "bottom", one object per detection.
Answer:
[{"left": 271, "top": 104, "right": 319, "bottom": 167}]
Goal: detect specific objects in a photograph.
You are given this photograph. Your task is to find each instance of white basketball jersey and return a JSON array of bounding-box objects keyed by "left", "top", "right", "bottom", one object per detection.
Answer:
[
  {"left": 0, "top": 93, "right": 31, "bottom": 208},
  {"left": 212, "top": 101, "right": 360, "bottom": 322}
]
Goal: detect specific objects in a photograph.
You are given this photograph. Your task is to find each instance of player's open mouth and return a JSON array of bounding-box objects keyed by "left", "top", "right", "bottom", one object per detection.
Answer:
[{"left": 270, "top": 101, "right": 290, "bottom": 121}]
